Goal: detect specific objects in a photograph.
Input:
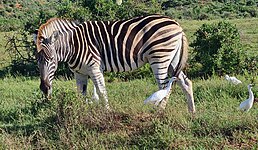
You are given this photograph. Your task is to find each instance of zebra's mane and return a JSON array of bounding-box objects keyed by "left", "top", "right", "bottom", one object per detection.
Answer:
[{"left": 36, "top": 18, "right": 78, "bottom": 52}]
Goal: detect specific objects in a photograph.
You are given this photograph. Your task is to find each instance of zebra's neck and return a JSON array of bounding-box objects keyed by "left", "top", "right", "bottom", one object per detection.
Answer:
[{"left": 55, "top": 31, "right": 73, "bottom": 63}]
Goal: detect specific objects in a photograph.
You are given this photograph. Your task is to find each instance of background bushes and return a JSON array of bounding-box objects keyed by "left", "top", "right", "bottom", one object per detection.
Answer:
[{"left": 189, "top": 21, "right": 245, "bottom": 77}]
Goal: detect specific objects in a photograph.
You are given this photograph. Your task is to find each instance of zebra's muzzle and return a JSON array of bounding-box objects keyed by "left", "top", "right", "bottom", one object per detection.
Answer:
[{"left": 40, "top": 78, "right": 52, "bottom": 99}]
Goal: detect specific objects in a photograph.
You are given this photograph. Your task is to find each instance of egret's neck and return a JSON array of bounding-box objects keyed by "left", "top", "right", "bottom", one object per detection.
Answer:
[
  {"left": 165, "top": 79, "right": 174, "bottom": 91},
  {"left": 248, "top": 87, "right": 254, "bottom": 101}
]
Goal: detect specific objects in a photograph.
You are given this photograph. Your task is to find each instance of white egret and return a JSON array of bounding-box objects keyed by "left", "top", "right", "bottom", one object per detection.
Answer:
[
  {"left": 239, "top": 84, "right": 254, "bottom": 112},
  {"left": 225, "top": 74, "right": 242, "bottom": 85},
  {"left": 144, "top": 77, "right": 178, "bottom": 106}
]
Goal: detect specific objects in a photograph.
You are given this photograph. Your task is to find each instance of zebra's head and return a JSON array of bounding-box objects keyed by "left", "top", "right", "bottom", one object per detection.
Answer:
[{"left": 33, "top": 30, "right": 60, "bottom": 99}]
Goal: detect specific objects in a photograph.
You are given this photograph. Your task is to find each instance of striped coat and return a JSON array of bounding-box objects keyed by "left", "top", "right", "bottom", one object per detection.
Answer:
[{"left": 35, "top": 15, "right": 195, "bottom": 113}]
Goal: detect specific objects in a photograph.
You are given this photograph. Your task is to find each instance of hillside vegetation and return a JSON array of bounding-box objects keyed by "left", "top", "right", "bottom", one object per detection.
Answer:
[{"left": 1, "top": 0, "right": 258, "bottom": 32}]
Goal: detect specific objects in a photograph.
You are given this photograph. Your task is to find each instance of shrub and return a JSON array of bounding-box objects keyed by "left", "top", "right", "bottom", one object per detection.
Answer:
[{"left": 190, "top": 21, "right": 246, "bottom": 77}]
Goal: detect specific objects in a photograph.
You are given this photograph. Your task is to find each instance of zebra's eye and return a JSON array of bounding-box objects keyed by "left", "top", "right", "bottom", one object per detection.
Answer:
[{"left": 49, "top": 56, "right": 54, "bottom": 61}]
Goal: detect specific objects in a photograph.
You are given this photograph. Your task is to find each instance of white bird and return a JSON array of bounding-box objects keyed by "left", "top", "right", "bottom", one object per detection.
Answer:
[
  {"left": 225, "top": 74, "right": 242, "bottom": 85},
  {"left": 144, "top": 77, "right": 178, "bottom": 106},
  {"left": 239, "top": 84, "right": 254, "bottom": 112}
]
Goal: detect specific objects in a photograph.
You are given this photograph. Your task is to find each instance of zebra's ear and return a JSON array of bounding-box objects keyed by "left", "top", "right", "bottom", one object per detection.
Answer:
[
  {"left": 49, "top": 31, "right": 60, "bottom": 44},
  {"left": 32, "top": 29, "right": 38, "bottom": 44}
]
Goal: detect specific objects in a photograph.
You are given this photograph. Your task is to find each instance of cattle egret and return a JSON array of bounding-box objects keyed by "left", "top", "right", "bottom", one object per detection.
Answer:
[
  {"left": 116, "top": 0, "right": 122, "bottom": 5},
  {"left": 225, "top": 74, "right": 242, "bottom": 85},
  {"left": 239, "top": 84, "right": 254, "bottom": 112},
  {"left": 144, "top": 77, "right": 178, "bottom": 106}
]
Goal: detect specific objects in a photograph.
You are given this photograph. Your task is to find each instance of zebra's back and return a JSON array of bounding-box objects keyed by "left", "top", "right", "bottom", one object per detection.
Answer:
[{"left": 77, "top": 15, "right": 184, "bottom": 73}]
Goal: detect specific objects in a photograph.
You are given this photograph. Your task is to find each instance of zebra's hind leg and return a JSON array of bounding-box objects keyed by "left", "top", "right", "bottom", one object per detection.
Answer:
[
  {"left": 158, "top": 88, "right": 173, "bottom": 110},
  {"left": 150, "top": 65, "right": 171, "bottom": 109},
  {"left": 177, "top": 71, "right": 196, "bottom": 113},
  {"left": 158, "top": 81, "right": 177, "bottom": 110},
  {"left": 75, "top": 73, "right": 91, "bottom": 103},
  {"left": 75, "top": 73, "right": 88, "bottom": 95}
]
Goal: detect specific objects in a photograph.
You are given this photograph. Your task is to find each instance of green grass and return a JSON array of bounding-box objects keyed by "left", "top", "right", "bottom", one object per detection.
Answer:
[{"left": 0, "top": 76, "right": 257, "bottom": 149}]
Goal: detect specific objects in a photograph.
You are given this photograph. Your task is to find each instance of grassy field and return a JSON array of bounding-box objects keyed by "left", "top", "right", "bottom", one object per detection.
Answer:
[
  {"left": 0, "top": 76, "right": 257, "bottom": 149},
  {"left": 0, "top": 18, "right": 258, "bottom": 149}
]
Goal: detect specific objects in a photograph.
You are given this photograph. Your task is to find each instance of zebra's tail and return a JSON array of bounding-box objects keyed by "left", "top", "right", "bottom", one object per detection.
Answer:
[{"left": 172, "top": 31, "right": 189, "bottom": 77}]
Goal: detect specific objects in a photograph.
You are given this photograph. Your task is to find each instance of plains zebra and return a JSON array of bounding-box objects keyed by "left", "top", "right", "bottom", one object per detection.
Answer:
[{"left": 34, "top": 15, "right": 195, "bottom": 113}]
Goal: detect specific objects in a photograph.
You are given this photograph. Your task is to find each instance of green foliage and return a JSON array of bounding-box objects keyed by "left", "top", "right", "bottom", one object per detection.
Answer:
[
  {"left": 163, "top": 0, "right": 258, "bottom": 20},
  {"left": 0, "top": 0, "right": 59, "bottom": 32},
  {"left": 57, "top": 0, "right": 162, "bottom": 21},
  {"left": 57, "top": 0, "right": 92, "bottom": 22},
  {"left": 190, "top": 21, "right": 247, "bottom": 77}
]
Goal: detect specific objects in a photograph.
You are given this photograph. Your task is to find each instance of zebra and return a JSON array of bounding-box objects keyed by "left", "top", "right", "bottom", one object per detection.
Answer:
[{"left": 33, "top": 14, "right": 196, "bottom": 113}]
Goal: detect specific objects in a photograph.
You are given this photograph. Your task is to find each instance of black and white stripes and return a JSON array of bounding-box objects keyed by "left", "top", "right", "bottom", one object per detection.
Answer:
[{"left": 35, "top": 14, "right": 195, "bottom": 112}]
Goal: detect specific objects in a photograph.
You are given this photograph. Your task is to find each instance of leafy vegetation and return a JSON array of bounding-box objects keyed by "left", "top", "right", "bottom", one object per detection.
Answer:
[
  {"left": 1, "top": 0, "right": 258, "bottom": 32},
  {"left": 190, "top": 21, "right": 245, "bottom": 76},
  {"left": 0, "top": 0, "right": 58, "bottom": 32}
]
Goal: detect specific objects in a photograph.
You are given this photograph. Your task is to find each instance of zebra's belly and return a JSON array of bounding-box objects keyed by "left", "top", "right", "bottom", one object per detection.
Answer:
[{"left": 103, "top": 60, "right": 147, "bottom": 73}]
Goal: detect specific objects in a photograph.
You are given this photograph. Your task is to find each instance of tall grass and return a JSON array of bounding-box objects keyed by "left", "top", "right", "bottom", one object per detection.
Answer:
[{"left": 0, "top": 76, "right": 257, "bottom": 149}]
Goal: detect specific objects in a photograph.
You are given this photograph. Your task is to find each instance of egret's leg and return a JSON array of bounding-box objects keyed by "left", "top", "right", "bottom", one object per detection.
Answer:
[{"left": 177, "top": 71, "right": 196, "bottom": 113}]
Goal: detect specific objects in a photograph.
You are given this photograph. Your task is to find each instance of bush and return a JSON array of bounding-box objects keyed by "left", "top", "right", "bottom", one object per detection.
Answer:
[{"left": 189, "top": 21, "right": 246, "bottom": 77}]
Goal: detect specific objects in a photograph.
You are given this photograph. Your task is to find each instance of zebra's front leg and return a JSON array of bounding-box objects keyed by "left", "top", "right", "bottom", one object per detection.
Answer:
[
  {"left": 177, "top": 71, "right": 196, "bottom": 113},
  {"left": 92, "top": 84, "right": 100, "bottom": 101},
  {"left": 89, "top": 69, "right": 109, "bottom": 109}
]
